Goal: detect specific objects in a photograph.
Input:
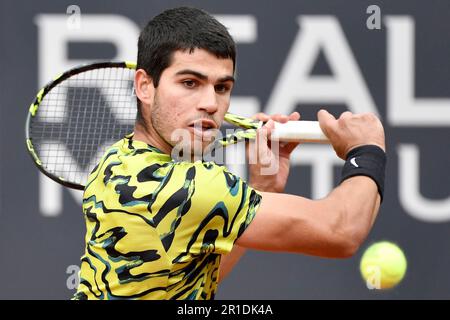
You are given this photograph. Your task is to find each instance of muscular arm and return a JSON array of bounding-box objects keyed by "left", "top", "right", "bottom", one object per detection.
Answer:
[
  {"left": 236, "top": 175, "right": 380, "bottom": 258},
  {"left": 219, "top": 174, "right": 379, "bottom": 283}
]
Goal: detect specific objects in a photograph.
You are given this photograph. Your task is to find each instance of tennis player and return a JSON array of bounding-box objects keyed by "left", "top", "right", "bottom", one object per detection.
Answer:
[{"left": 74, "top": 7, "right": 386, "bottom": 300}]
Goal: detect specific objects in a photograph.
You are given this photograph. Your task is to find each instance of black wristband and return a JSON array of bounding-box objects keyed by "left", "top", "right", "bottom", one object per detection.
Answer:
[{"left": 340, "top": 145, "right": 386, "bottom": 202}]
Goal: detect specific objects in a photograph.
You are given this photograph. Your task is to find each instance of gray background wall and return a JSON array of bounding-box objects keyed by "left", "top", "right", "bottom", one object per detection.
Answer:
[{"left": 1, "top": 0, "right": 449, "bottom": 299}]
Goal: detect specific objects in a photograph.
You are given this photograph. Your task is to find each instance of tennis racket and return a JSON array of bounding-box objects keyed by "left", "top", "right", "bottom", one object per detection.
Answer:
[{"left": 25, "top": 61, "right": 329, "bottom": 190}]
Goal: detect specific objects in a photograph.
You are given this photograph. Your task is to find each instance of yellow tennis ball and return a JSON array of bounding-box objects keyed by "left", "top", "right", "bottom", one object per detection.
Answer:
[{"left": 360, "top": 241, "right": 407, "bottom": 289}]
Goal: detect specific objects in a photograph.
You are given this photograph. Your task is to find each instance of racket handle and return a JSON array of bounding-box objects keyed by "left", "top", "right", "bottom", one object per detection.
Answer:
[{"left": 272, "top": 121, "right": 330, "bottom": 144}]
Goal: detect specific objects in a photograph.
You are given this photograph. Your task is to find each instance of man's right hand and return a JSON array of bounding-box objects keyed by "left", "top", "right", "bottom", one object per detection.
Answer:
[{"left": 317, "top": 110, "right": 385, "bottom": 160}]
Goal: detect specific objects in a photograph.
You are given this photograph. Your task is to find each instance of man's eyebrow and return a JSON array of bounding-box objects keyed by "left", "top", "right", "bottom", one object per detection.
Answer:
[
  {"left": 175, "top": 69, "right": 235, "bottom": 83},
  {"left": 218, "top": 75, "right": 235, "bottom": 83}
]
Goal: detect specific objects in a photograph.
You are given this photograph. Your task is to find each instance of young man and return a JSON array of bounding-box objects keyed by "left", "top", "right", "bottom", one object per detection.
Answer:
[{"left": 74, "top": 7, "right": 385, "bottom": 300}]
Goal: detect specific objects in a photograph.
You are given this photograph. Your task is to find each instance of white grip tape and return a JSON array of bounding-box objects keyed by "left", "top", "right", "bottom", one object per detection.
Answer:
[{"left": 272, "top": 121, "right": 329, "bottom": 143}]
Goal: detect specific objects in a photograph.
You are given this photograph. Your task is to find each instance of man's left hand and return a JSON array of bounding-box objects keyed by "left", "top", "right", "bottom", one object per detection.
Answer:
[{"left": 247, "top": 112, "right": 301, "bottom": 193}]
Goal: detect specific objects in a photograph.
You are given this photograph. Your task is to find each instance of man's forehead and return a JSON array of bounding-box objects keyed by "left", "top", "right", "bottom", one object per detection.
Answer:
[{"left": 169, "top": 49, "right": 234, "bottom": 75}]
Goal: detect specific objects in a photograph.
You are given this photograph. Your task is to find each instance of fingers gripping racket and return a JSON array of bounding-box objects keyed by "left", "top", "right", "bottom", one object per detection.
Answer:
[{"left": 25, "top": 61, "right": 329, "bottom": 190}]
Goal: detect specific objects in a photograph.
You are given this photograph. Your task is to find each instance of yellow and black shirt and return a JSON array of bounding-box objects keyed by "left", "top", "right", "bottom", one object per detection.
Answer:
[{"left": 73, "top": 134, "right": 261, "bottom": 300}]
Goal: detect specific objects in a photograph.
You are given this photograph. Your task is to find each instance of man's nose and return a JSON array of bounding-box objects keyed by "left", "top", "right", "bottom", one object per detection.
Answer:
[{"left": 197, "top": 86, "right": 218, "bottom": 114}]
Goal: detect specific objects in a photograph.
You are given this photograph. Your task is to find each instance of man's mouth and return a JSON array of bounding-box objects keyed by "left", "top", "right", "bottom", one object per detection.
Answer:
[
  {"left": 188, "top": 119, "right": 218, "bottom": 139},
  {"left": 188, "top": 119, "right": 217, "bottom": 130}
]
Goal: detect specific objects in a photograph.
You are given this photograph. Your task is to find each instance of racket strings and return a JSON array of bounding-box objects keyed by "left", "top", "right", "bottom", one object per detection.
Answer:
[{"left": 29, "top": 67, "right": 136, "bottom": 185}]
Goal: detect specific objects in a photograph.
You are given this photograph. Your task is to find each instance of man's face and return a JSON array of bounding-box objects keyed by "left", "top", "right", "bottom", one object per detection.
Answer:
[{"left": 149, "top": 49, "right": 234, "bottom": 154}]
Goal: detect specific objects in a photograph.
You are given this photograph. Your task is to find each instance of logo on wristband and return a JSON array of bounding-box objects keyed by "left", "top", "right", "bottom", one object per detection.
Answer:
[{"left": 350, "top": 157, "right": 359, "bottom": 168}]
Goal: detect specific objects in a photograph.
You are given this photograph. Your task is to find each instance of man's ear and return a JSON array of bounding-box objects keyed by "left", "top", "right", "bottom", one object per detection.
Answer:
[{"left": 135, "top": 69, "right": 155, "bottom": 106}]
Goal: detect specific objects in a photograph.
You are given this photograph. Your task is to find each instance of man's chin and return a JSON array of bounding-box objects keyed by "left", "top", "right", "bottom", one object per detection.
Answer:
[
  {"left": 170, "top": 137, "right": 216, "bottom": 161},
  {"left": 190, "top": 138, "right": 216, "bottom": 154}
]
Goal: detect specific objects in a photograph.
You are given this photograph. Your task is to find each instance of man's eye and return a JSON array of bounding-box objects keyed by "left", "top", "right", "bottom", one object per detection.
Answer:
[
  {"left": 183, "top": 80, "right": 196, "bottom": 88},
  {"left": 215, "top": 84, "right": 230, "bottom": 93}
]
